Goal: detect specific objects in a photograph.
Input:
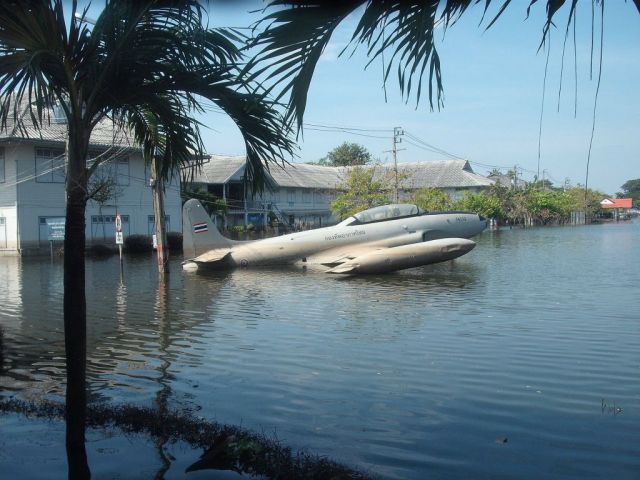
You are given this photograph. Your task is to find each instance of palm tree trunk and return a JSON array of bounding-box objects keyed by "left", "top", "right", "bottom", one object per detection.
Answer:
[
  {"left": 64, "top": 132, "right": 91, "bottom": 480},
  {"left": 151, "top": 156, "right": 169, "bottom": 274}
]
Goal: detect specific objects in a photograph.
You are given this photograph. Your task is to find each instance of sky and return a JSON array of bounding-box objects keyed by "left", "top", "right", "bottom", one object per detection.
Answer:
[{"left": 79, "top": 1, "right": 639, "bottom": 195}]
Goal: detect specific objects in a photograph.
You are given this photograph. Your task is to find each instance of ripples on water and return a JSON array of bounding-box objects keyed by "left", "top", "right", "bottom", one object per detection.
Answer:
[{"left": 1, "top": 221, "right": 639, "bottom": 479}]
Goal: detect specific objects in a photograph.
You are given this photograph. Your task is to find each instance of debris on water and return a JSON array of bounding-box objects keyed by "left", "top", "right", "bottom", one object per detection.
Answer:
[{"left": 495, "top": 437, "right": 508, "bottom": 444}]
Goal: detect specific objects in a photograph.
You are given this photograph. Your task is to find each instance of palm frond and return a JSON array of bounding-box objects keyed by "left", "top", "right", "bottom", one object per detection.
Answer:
[{"left": 246, "top": 0, "right": 622, "bottom": 132}]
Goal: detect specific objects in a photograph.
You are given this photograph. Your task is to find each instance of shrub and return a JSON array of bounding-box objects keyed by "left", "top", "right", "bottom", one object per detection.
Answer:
[
  {"left": 124, "top": 234, "right": 152, "bottom": 253},
  {"left": 167, "top": 232, "right": 183, "bottom": 252},
  {"left": 86, "top": 244, "right": 115, "bottom": 257}
]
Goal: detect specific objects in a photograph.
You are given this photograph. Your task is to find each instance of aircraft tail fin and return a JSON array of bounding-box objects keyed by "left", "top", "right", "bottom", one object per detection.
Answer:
[{"left": 182, "top": 199, "right": 233, "bottom": 258}]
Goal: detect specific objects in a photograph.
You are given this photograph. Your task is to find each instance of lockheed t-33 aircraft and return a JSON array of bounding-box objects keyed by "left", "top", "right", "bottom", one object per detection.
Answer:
[{"left": 182, "top": 199, "right": 487, "bottom": 274}]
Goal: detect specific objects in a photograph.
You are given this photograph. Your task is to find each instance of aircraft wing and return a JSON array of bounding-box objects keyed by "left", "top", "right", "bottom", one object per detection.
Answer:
[
  {"left": 191, "top": 248, "right": 233, "bottom": 265},
  {"left": 312, "top": 245, "right": 384, "bottom": 268}
]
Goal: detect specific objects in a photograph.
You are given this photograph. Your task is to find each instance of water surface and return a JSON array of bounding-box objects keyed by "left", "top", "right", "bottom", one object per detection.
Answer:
[{"left": 1, "top": 221, "right": 639, "bottom": 479}]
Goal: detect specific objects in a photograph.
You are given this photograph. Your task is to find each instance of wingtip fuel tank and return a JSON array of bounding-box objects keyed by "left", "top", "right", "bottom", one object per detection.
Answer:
[{"left": 325, "top": 238, "right": 476, "bottom": 274}]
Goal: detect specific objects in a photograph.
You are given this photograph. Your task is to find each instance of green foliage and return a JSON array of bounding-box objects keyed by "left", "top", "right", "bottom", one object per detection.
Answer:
[
  {"left": 619, "top": 178, "right": 640, "bottom": 206},
  {"left": 229, "top": 225, "right": 247, "bottom": 234},
  {"left": 181, "top": 185, "right": 228, "bottom": 217},
  {"left": 167, "top": 232, "right": 183, "bottom": 252},
  {"left": 319, "top": 142, "right": 371, "bottom": 167},
  {"left": 524, "top": 190, "right": 570, "bottom": 225},
  {"left": 124, "top": 234, "right": 153, "bottom": 254},
  {"left": 331, "top": 166, "right": 391, "bottom": 220},
  {"left": 410, "top": 188, "right": 453, "bottom": 211},
  {"left": 456, "top": 192, "right": 504, "bottom": 220},
  {"left": 456, "top": 184, "right": 606, "bottom": 225}
]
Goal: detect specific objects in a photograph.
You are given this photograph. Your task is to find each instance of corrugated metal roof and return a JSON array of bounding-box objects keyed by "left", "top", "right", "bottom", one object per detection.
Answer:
[
  {"left": 194, "top": 157, "right": 493, "bottom": 190},
  {"left": 393, "top": 160, "right": 494, "bottom": 188},
  {"left": 0, "top": 101, "right": 135, "bottom": 149},
  {"left": 267, "top": 162, "right": 345, "bottom": 189},
  {"left": 196, "top": 155, "right": 247, "bottom": 184}
]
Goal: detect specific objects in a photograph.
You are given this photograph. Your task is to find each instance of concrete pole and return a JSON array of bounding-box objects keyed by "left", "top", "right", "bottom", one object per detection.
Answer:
[{"left": 151, "top": 156, "right": 169, "bottom": 274}]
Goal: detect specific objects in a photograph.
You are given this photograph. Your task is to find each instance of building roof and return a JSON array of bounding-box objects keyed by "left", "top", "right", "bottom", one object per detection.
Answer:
[
  {"left": 0, "top": 100, "right": 135, "bottom": 150},
  {"left": 392, "top": 160, "right": 494, "bottom": 189},
  {"left": 193, "top": 157, "right": 493, "bottom": 190},
  {"left": 600, "top": 198, "right": 633, "bottom": 209},
  {"left": 193, "top": 155, "right": 345, "bottom": 189}
]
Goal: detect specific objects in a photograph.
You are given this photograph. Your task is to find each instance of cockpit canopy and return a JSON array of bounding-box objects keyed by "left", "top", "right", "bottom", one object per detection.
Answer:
[{"left": 350, "top": 204, "right": 423, "bottom": 224}]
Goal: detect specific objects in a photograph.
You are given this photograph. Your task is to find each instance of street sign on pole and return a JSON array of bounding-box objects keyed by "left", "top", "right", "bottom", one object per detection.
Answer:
[
  {"left": 115, "top": 232, "right": 124, "bottom": 245},
  {"left": 115, "top": 214, "right": 122, "bottom": 233}
]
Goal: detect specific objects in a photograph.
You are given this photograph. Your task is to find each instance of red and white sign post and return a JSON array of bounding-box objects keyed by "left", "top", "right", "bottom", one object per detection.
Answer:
[{"left": 115, "top": 214, "right": 124, "bottom": 270}]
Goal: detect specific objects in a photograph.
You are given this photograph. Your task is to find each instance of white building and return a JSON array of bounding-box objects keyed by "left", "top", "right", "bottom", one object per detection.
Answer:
[
  {"left": 191, "top": 155, "right": 493, "bottom": 229},
  {"left": 0, "top": 107, "right": 182, "bottom": 255}
]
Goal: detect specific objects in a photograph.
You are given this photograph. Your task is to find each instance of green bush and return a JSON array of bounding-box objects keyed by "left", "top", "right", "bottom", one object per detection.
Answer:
[
  {"left": 124, "top": 234, "right": 153, "bottom": 253},
  {"left": 167, "top": 232, "right": 183, "bottom": 252},
  {"left": 86, "top": 244, "right": 115, "bottom": 257}
]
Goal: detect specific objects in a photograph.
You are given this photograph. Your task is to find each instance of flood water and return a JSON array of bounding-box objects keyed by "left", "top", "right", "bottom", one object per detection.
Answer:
[{"left": 1, "top": 221, "right": 639, "bottom": 479}]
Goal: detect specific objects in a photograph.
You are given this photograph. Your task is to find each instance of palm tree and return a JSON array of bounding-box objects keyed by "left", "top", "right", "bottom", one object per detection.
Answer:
[
  {"left": 0, "top": 1, "right": 294, "bottom": 478},
  {"left": 246, "top": 0, "right": 639, "bottom": 132}
]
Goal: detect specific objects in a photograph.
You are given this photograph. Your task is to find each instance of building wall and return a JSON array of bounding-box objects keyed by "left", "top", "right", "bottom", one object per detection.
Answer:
[
  {"left": 2, "top": 143, "right": 181, "bottom": 254},
  {"left": 0, "top": 145, "right": 20, "bottom": 253},
  {"left": 224, "top": 185, "right": 339, "bottom": 228}
]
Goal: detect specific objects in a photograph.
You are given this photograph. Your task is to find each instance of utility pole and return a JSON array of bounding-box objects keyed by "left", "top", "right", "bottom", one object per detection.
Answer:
[
  {"left": 151, "top": 156, "right": 169, "bottom": 274},
  {"left": 384, "top": 127, "right": 406, "bottom": 202}
]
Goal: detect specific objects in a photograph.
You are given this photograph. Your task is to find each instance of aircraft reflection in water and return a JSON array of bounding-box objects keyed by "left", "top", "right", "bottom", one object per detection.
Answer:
[{"left": 182, "top": 199, "right": 487, "bottom": 274}]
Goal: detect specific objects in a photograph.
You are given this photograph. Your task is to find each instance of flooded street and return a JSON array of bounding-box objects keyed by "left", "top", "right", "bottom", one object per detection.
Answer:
[{"left": 1, "top": 221, "right": 639, "bottom": 479}]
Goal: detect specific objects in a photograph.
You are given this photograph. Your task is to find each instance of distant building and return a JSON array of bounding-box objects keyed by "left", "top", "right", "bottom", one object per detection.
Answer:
[
  {"left": 190, "top": 156, "right": 493, "bottom": 228},
  {"left": 0, "top": 105, "right": 182, "bottom": 255},
  {"left": 600, "top": 198, "right": 633, "bottom": 220}
]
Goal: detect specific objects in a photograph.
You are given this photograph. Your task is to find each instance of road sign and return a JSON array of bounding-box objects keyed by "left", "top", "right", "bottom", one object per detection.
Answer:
[
  {"left": 115, "top": 214, "right": 122, "bottom": 233},
  {"left": 115, "top": 231, "right": 123, "bottom": 245}
]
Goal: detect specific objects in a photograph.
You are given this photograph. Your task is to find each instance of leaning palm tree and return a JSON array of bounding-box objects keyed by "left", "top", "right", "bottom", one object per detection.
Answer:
[
  {"left": 246, "top": 0, "right": 639, "bottom": 132},
  {"left": 0, "top": 1, "right": 294, "bottom": 478}
]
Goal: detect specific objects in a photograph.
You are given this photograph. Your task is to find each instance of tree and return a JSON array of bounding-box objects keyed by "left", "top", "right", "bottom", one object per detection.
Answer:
[
  {"left": 619, "top": 178, "right": 640, "bottom": 206},
  {"left": 410, "top": 187, "right": 453, "bottom": 211},
  {"left": 331, "top": 165, "right": 391, "bottom": 219},
  {"left": 87, "top": 169, "right": 124, "bottom": 241},
  {"left": 0, "top": 2, "right": 294, "bottom": 478},
  {"left": 456, "top": 191, "right": 504, "bottom": 220},
  {"left": 181, "top": 185, "right": 228, "bottom": 218},
  {"left": 246, "top": 1, "right": 639, "bottom": 131},
  {"left": 319, "top": 142, "right": 371, "bottom": 167}
]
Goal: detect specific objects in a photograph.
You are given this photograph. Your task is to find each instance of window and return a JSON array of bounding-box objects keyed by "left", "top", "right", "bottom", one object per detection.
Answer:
[
  {"left": 90, "top": 214, "right": 129, "bottom": 240},
  {"left": 287, "top": 189, "right": 295, "bottom": 202},
  {"left": 353, "top": 204, "right": 421, "bottom": 224},
  {"left": 147, "top": 215, "right": 171, "bottom": 235},
  {"left": 93, "top": 156, "right": 130, "bottom": 186},
  {"left": 35, "top": 148, "right": 65, "bottom": 183},
  {"left": 271, "top": 190, "right": 280, "bottom": 202},
  {"left": 302, "top": 190, "right": 312, "bottom": 204},
  {"left": 0, "top": 147, "right": 4, "bottom": 183}
]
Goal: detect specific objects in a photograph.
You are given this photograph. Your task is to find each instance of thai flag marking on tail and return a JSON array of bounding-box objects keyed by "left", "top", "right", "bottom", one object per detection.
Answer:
[{"left": 193, "top": 222, "right": 208, "bottom": 234}]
